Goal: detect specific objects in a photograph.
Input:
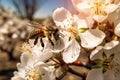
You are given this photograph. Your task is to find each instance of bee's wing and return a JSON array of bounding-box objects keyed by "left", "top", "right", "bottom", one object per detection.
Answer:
[
  {"left": 26, "top": 22, "right": 43, "bottom": 39},
  {"left": 27, "top": 21, "right": 43, "bottom": 28}
]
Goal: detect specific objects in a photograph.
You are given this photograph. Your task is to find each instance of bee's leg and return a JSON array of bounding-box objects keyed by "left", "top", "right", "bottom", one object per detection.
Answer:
[
  {"left": 34, "top": 37, "right": 38, "bottom": 45},
  {"left": 48, "top": 38, "right": 54, "bottom": 46},
  {"left": 54, "top": 34, "right": 59, "bottom": 41},
  {"left": 53, "top": 29, "right": 59, "bottom": 41},
  {"left": 40, "top": 38, "right": 44, "bottom": 47}
]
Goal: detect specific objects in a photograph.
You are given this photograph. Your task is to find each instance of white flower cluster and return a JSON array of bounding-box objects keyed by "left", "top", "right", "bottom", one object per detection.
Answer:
[
  {"left": 12, "top": 0, "right": 120, "bottom": 80},
  {"left": 0, "top": 7, "right": 29, "bottom": 40},
  {"left": 0, "top": 7, "right": 32, "bottom": 53}
]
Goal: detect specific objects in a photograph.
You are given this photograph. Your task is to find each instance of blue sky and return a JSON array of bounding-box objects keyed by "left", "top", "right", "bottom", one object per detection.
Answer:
[
  {"left": 0, "top": 0, "right": 66, "bottom": 18},
  {"left": 34, "top": 0, "right": 65, "bottom": 18}
]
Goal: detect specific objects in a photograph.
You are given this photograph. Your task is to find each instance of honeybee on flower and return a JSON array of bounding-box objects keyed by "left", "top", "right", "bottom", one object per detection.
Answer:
[
  {"left": 27, "top": 22, "right": 61, "bottom": 47},
  {"left": 11, "top": 0, "right": 120, "bottom": 80}
]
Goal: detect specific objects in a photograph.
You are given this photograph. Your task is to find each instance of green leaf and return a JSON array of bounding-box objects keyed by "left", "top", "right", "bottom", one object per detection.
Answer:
[
  {"left": 61, "top": 67, "right": 68, "bottom": 72},
  {"left": 75, "top": 36, "right": 81, "bottom": 43},
  {"left": 102, "top": 52, "right": 107, "bottom": 60},
  {"left": 92, "top": 65, "right": 102, "bottom": 69},
  {"left": 109, "top": 54, "right": 114, "bottom": 60},
  {"left": 54, "top": 53, "right": 61, "bottom": 61},
  {"left": 93, "top": 59, "right": 102, "bottom": 64},
  {"left": 79, "top": 28, "right": 87, "bottom": 33},
  {"left": 69, "top": 36, "right": 72, "bottom": 41},
  {"left": 102, "top": 68, "right": 107, "bottom": 73},
  {"left": 99, "top": 39, "right": 106, "bottom": 46}
]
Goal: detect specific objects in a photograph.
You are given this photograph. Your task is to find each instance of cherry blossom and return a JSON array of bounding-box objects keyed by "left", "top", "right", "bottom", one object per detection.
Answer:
[
  {"left": 87, "top": 42, "right": 120, "bottom": 80},
  {"left": 11, "top": 53, "right": 55, "bottom": 80},
  {"left": 72, "top": 0, "right": 119, "bottom": 22},
  {"left": 53, "top": 7, "right": 105, "bottom": 49}
]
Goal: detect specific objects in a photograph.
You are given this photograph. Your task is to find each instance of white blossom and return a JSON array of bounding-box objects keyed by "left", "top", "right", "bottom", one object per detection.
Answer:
[
  {"left": 62, "top": 39, "right": 81, "bottom": 63},
  {"left": 88, "top": 42, "right": 120, "bottom": 80},
  {"left": 11, "top": 53, "right": 55, "bottom": 80}
]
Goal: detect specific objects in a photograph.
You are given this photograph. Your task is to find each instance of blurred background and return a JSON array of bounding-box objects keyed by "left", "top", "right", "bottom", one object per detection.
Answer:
[{"left": 0, "top": 0, "right": 84, "bottom": 80}]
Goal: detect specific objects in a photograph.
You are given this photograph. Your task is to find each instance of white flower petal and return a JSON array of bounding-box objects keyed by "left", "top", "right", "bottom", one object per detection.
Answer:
[
  {"left": 104, "top": 44, "right": 120, "bottom": 79},
  {"left": 107, "top": 11, "right": 118, "bottom": 24},
  {"left": 52, "top": 7, "right": 72, "bottom": 28},
  {"left": 93, "top": 15, "right": 108, "bottom": 22},
  {"left": 110, "top": 44, "right": 120, "bottom": 65},
  {"left": 85, "top": 14, "right": 94, "bottom": 29},
  {"left": 20, "top": 53, "right": 30, "bottom": 66},
  {"left": 73, "top": 15, "right": 88, "bottom": 28},
  {"left": 39, "top": 48, "right": 53, "bottom": 61},
  {"left": 90, "top": 41, "right": 119, "bottom": 60},
  {"left": 90, "top": 46, "right": 103, "bottom": 60},
  {"left": 42, "top": 67, "right": 55, "bottom": 80},
  {"left": 51, "top": 38, "right": 65, "bottom": 53},
  {"left": 86, "top": 69, "right": 104, "bottom": 80},
  {"left": 105, "top": 4, "right": 119, "bottom": 14},
  {"left": 104, "top": 70, "right": 115, "bottom": 80},
  {"left": 80, "top": 29, "right": 105, "bottom": 49},
  {"left": 76, "top": 1, "right": 91, "bottom": 14},
  {"left": 63, "top": 39, "right": 81, "bottom": 63},
  {"left": 32, "top": 45, "right": 43, "bottom": 56},
  {"left": 115, "top": 23, "right": 120, "bottom": 37},
  {"left": 13, "top": 61, "right": 55, "bottom": 80},
  {"left": 34, "top": 62, "right": 55, "bottom": 80},
  {"left": 104, "top": 40, "right": 119, "bottom": 50},
  {"left": 53, "top": 7, "right": 71, "bottom": 22},
  {"left": 78, "top": 19, "right": 88, "bottom": 28},
  {"left": 34, "top": 62, "right": 47, "bottom": 69},
  {"left": 112, "top": 66, "right": 120, "bottom": 80},
  {"left": 11, "top": 76, "right": 25, "bottom": 80},
  {"left": 16, "top": 63, "right": 25, "bottom": 71}
]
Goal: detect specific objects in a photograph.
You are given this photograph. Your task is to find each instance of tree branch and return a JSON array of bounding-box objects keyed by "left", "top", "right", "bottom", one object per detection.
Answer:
[
  {"left": 56, "top": 71, "right": 67, "bottom": 80},
  {"left": 68, "top": 68, "right": 85, "bottom": 79},
  {"left": 69, "top": 61, "right": 91, "bottom": 69}
]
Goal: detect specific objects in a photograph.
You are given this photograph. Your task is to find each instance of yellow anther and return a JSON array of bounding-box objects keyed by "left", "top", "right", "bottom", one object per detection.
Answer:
[
  {"left": 91, "top": 1, "right": 107, "bottom": 16},
  {"left": 67, "top": 27, "right": 79, "bottom": 37},
  {"left": 28, "top": 69, "right": 42, "bottom": 80}
]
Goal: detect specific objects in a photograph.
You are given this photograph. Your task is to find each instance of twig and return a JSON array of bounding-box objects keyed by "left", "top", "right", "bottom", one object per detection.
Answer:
[
  {"left": 69, "top": 61, "right": 91, "bottom": 69},
  {"left": 57, "top": 71, "right": 67, "bottom": 80},
  {"left": 68, "top": 68, "right": 85, "bottom": 79}
]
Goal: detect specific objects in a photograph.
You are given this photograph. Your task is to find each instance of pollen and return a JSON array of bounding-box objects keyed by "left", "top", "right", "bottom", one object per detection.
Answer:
[
  {"left": 67, "top": 27, "right": 79, "bottom": 37},
  {"left": 28, "top": 69, "right": 42, "bottom": 80},
  {"left": 91, "top": 1, "right": 107, "bottom": 16},
  {"left": 103, "top": 59, "right": 115, "bottom": 70},
  {"left": 21, "top": 42, "right": 32, "bottom": 54},
  {"left": 108, "top": 61, "right": 114, "bottom": 70}
]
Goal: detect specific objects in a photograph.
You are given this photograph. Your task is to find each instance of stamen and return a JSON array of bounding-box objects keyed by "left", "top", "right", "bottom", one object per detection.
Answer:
[
  {"left": 91, "top": 1, "right": 107, "bottom": 16},
  {"left": 27, "top": 69, "right": 43, "bottom": 80},
  {"left": 103, "top": 58, "right": 115, "bottom": 70},
  {"left": 67, "top": 27, "right": 79, "bottom": 37}
]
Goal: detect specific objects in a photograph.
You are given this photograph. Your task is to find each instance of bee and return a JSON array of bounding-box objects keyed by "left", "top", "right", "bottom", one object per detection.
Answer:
[{"left": 27, "top": 22, "right": 60, "bottom": 47}]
